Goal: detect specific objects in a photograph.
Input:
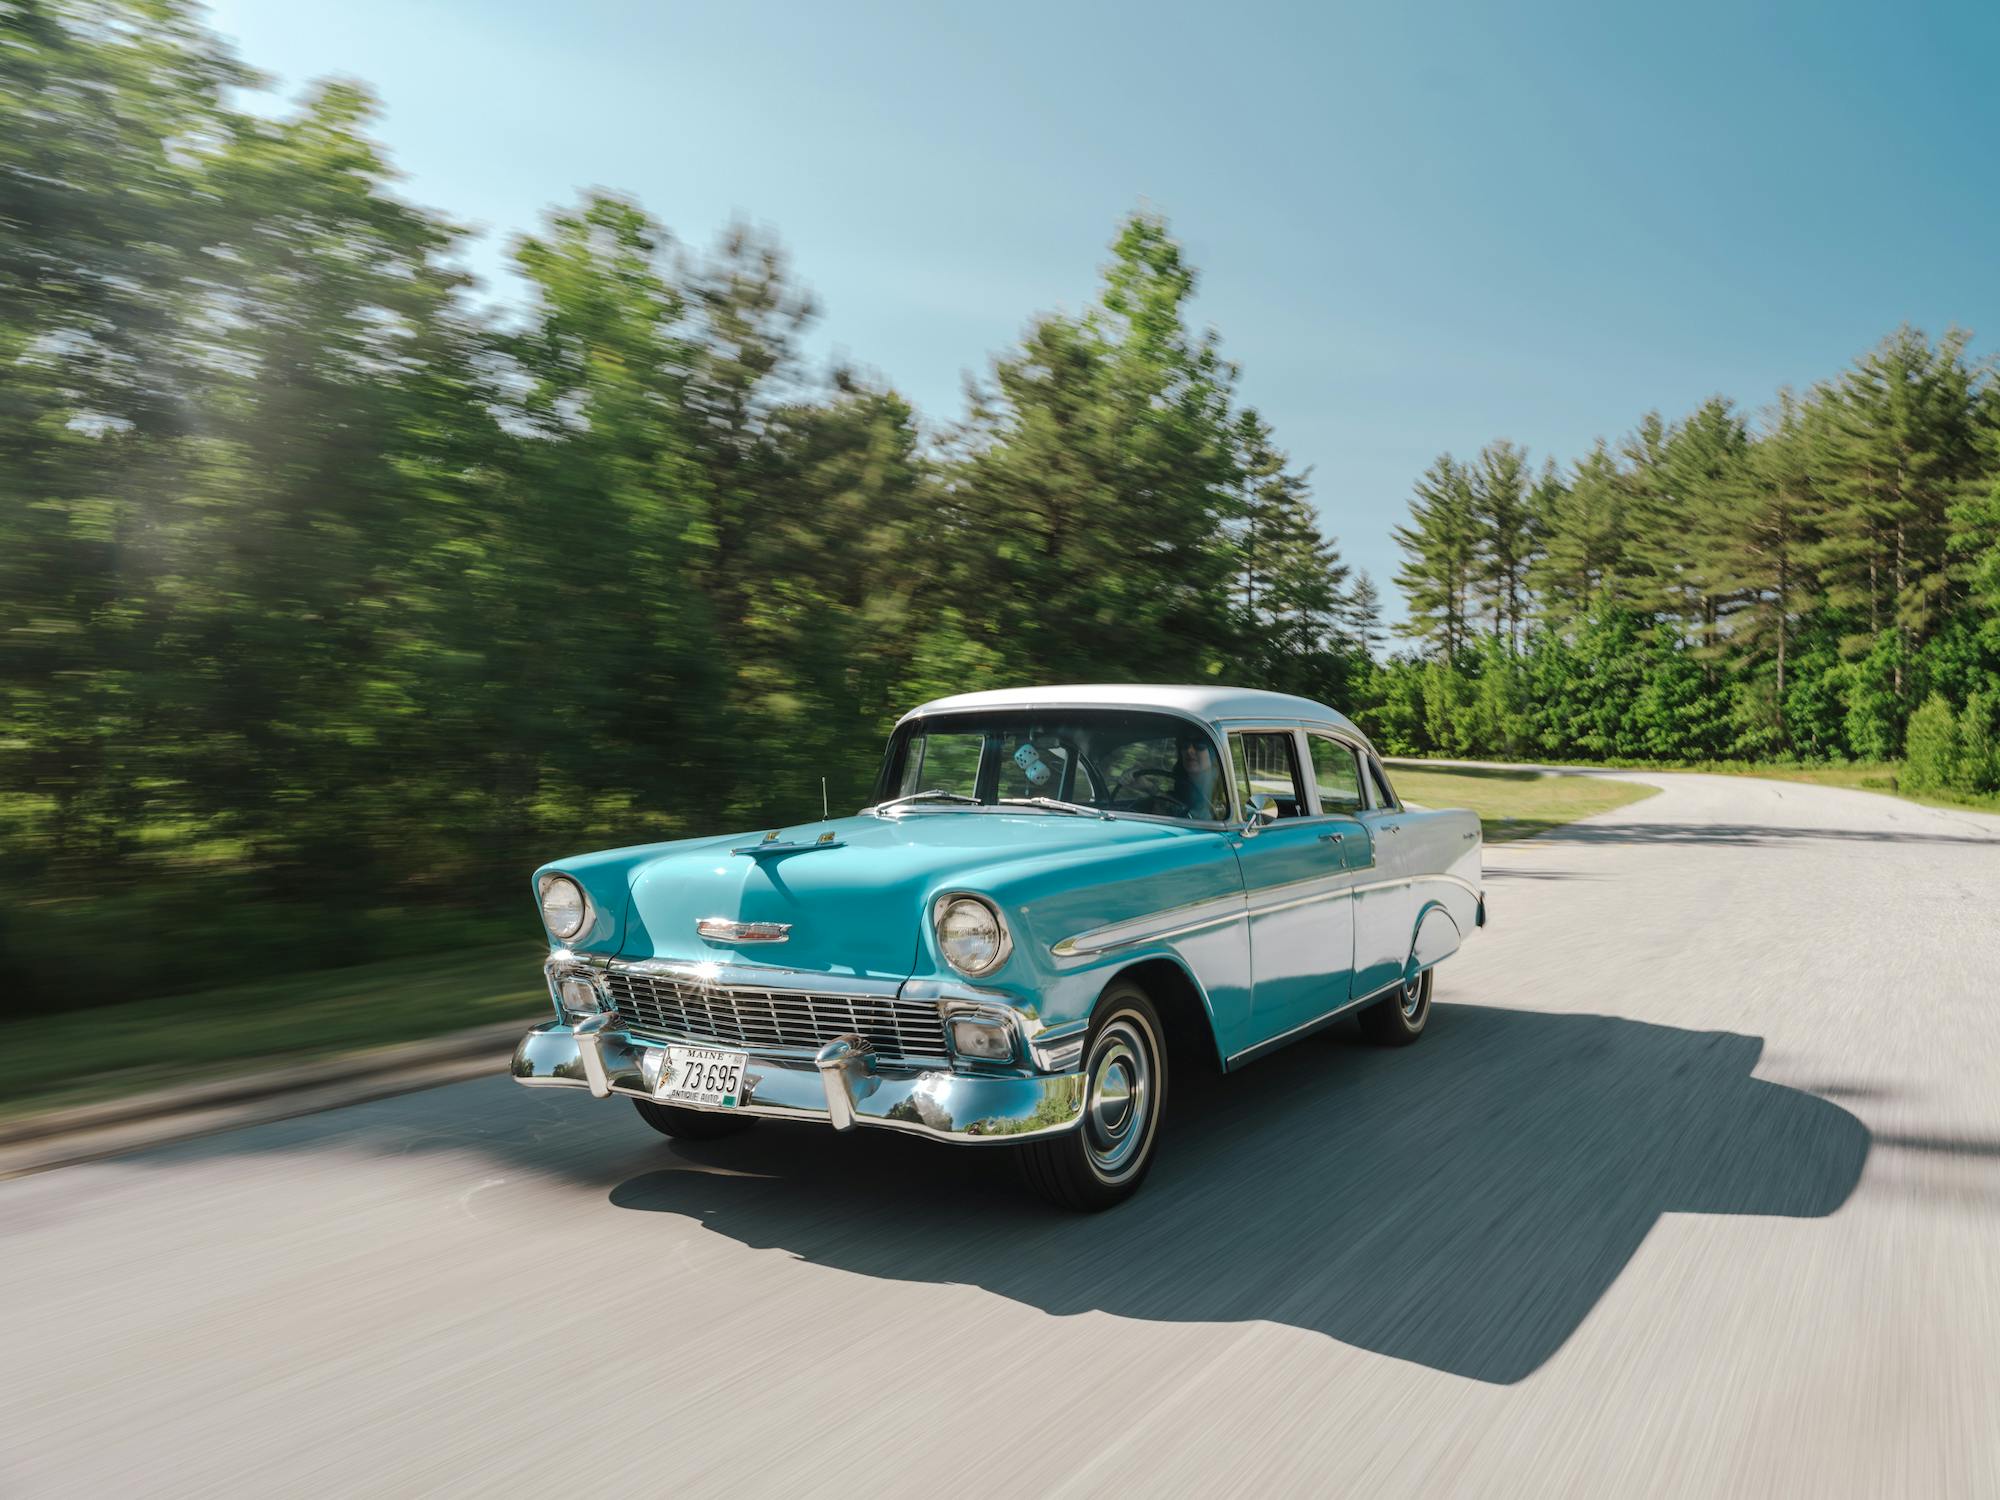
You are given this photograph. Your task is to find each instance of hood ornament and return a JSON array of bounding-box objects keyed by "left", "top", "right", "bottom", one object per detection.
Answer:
[
  {"left": 731, "top": 827, "right": 845, "bottom": 857},
  {"left": 696, "top": 917, "right": 792, "bottom": 944}
]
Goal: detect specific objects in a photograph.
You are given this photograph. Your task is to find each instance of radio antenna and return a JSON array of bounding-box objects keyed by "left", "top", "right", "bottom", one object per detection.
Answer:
[{"left": 822, "top": 777, "right": 829, "bottom": 821}]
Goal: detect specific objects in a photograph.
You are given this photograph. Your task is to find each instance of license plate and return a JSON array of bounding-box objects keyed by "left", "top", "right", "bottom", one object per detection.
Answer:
[{"left": 659, "top": 1046, "right": 747, "bottom": 1108}]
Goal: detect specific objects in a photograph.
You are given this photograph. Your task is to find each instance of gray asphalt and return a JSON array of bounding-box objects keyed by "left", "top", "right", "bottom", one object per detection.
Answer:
[{"left": 5, "top": 772, "right": 2000, "bottom": 1498}]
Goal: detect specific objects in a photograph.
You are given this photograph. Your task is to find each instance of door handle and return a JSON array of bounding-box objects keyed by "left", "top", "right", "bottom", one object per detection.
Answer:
[
  {"left": 1382, "top": 824, "right": 1401, "bottom": 834},
  {"left": 1317, "top": 832, "right": 1343, "bottom": 844}
]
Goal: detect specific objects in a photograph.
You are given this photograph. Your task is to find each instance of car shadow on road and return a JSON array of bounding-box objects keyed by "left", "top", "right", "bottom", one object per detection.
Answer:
[{"left": 607, "top": 1004, "right": 1869, "bottom": 1385}]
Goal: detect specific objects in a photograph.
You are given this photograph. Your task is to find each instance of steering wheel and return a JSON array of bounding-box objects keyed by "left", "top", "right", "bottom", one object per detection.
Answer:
[{"left": 1116, "top": 767, "right": 1188, "bottom": 816}]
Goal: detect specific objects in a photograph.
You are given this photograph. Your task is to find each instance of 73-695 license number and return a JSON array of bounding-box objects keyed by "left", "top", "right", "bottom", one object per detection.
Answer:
[{"left": 659, "top": 1046, "right": 746, "bottom": 1108}]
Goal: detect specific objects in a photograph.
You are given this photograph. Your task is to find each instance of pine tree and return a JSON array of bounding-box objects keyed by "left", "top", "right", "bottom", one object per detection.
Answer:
[
  {"left": 1469, "top": 440, "right": 1541, "bottom": 653},
  {"left": 1393, "top": 455, "right": 1480, "bottom": 659},
  {"left": 1804, "top": 328, "right": 1985, "bottom": 693},
  {"left": 1532, "top": 441, "right": 1632, "bottom": 623},
  {"left": 1346, "top": 572, "right": 1386, "bottom": 659},
  {"left": 947, "top": 212, "right": 1245, "bottom": 683},
  {"left": 1235, "top": 411, "right": 1351, "bottom": 690},
  {"left": 1707, "top": 392, "right": 1816, "bottom": 743}
]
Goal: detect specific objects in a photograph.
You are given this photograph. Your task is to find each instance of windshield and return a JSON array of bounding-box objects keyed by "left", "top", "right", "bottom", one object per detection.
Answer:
[{"left": 875, "top": 709, "right": 1231, "bottom": 822}]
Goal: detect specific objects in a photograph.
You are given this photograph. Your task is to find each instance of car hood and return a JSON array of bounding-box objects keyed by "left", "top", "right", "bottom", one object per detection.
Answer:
[{"left": 618, "top": 810, "right": 1187, "bottom": 979}]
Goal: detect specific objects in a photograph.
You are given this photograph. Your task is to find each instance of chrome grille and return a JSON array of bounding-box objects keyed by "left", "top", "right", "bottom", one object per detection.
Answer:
[{"left": 604, "top": 970, "right": 948, "bottom": 1062}]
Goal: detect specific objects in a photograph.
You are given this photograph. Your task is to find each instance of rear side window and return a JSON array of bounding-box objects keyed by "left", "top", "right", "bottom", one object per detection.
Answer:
[
  {"left": 1307, "top": 736, "right": 1365, "bottom": 815},
  {"left": 1229, "top": 732, "right": 1306, "bottom": 818},
  {"left": 1367, "top": 756, "right": 1400, "bottom": 810}
]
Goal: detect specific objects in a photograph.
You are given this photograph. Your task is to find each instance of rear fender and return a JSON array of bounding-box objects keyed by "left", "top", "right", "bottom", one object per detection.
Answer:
[{"left": 1407, "top": 900, "right": 1462, "bottom": 980}]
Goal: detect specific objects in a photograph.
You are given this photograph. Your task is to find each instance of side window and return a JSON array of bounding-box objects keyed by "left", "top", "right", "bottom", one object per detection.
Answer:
[
  {"left": 1229, "top": 732, "right": 1306, "bottom": 819},
  {"left": 1307, "top": 736, "right": 1365, "bottom": 815},
  {"left": 1367, "top": 756, "right": 1400, "bottom": 810}
]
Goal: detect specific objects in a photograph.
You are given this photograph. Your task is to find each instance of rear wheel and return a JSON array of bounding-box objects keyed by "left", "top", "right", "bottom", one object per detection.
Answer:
[
  {"left": 632, "top": 1098, "right": 756, "bottom": 1141},
  {"left": 1018, "top": 982, "right": 1167, "bottom": 1212},
  {"left": 1358, "top": 966, "right": 1432, "bottom": 1046}
]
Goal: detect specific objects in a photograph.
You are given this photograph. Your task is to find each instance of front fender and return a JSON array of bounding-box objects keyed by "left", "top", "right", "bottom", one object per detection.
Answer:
[{"left": 916, "top": 831, "right": 1252, "bottom": 1056}]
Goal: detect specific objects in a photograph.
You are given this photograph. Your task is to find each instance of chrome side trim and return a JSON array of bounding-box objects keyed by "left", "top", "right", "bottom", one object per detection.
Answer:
[
  {"left": 1224, "top": 979, "right": 1407, "bottom": 1067},
  {"left": 1245, "top": 872, "right": 1356, "bottom": 919},
  {"left": 1053, "top": 865, "right": 1395, "bottom": 959},
  {"left": 1025, "top": 1019, "right": 1089, "bottom": 1072},
  {"left": 1051, "top": 892, "right": 1248, "bottom": 958},
  {"left": 1349, "top": 872, "right": 1484, "bottom": 900}
]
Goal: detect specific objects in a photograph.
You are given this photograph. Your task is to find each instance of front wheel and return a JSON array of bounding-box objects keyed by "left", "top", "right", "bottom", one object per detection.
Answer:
[
  {"left": 632, "top": 1097, "right": 757, "bottom": 1141},
  {"left": 1018, "top": 983, "right": 1167, "bottom": 1212},
  {"left": 1358, "top": 966, "right": 1432, "bottom": 1046}
]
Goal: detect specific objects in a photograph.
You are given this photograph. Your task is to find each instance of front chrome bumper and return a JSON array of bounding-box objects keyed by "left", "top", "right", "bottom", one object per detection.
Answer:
[{"left": 510, "top": 1018, "right": 1086, "bottom": 1143}]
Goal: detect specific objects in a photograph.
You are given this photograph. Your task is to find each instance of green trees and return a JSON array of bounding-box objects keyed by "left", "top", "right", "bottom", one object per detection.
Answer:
[
  {"left": 1375, "top": 330, "right": 2000, "bottom": 776},
  {"left": 1393, "top": 456, "right": 1480, "bottom": 658},
  {"left": 3, "top": 2, "right": 1369, "bottom": 1009}
]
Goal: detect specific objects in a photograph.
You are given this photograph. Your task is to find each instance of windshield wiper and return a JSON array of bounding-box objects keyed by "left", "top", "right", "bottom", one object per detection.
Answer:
[
  {"left": 875, "top": 788, "right": 983, "bottom": 813},
  {"left": 999, "top": 796, "right": 1115, "bottom": 820}
]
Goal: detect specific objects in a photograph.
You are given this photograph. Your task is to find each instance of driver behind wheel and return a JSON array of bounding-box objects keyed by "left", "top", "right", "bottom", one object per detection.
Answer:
[{"left": 1172, "top": 735, "right": 1226, "bottom": 820}]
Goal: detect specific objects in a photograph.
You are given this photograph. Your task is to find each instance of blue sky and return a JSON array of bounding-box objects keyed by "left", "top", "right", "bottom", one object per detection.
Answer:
[{"left": 208, "top": 0, "right": 1998, "bottom": 625}]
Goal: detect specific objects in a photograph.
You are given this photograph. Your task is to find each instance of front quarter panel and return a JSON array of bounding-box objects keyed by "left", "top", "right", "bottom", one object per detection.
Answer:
[{"left": 929, "top": 827, "right": 1252, "bottom": 1059}]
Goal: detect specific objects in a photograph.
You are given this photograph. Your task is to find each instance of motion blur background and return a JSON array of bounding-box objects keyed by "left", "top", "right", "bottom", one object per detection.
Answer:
[{"left": 3, "top": 0, "right": 1999, "bottom": 1022}]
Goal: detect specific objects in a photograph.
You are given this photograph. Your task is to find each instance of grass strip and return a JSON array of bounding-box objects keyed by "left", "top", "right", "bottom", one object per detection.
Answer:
[
  {"left": 1388, "top": 765, "right": 1660, "bottom": 843},
  {"left": 0, "top": 942, "right": 547, "bottom": 1121}
]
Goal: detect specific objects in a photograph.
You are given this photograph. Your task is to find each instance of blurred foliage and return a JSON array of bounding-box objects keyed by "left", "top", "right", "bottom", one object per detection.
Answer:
[{"left": 1, "top": 2, "right": 1375, "bottom": 1012}]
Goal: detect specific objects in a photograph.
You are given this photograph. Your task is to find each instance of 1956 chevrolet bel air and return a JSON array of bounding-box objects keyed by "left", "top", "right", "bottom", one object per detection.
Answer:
[{"left": 512, "top": 685, "right": 1484, "bottom": 1209}]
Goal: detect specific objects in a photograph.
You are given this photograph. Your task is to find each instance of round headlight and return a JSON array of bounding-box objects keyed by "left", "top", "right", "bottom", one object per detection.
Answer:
[
  {"left": 936, "top": 896, "right": 1009, "bottom": 977},
  {"left": 539, "top": 874, "right": 588, "bottom": 942}
]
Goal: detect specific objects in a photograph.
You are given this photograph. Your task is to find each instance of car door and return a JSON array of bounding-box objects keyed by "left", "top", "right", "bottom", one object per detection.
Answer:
[
  {"left": 1225, "top": 728, "right": 1361, "bottom": 1049},
  {"left": 1351, "top": 749, "right": 1414, "bottom": 999}
]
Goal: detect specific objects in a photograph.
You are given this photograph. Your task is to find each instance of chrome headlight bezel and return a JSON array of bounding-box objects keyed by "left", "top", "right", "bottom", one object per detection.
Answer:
[
  {"left": 932, "top": 892, "right": 1012, "bottom": 978},
  {"left": 536, "top": 872, "right": 592, "bottom": 944}
]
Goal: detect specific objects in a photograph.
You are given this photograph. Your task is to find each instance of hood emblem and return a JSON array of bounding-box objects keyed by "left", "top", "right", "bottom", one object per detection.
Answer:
[
  {"left": 696, "top": 917, "right": 792, "bottom": 944},
  {"left": 730, "top": 828, "right": 845, "bottom": 857}
]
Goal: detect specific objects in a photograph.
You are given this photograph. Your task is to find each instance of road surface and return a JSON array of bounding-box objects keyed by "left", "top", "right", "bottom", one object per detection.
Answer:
[{"left": 5, "top": 772, "right": 1999, "bottom": 1497}]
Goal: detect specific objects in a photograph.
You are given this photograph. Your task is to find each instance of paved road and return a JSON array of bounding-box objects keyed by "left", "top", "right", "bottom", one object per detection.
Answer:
[{"left": 5, "top": 773, "right": 2000, "bottom": 1497}]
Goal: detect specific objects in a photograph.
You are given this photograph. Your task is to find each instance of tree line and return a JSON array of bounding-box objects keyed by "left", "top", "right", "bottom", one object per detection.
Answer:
[
  {"left": 1380, "top": 331, "right": 2000, "bottom": 797},
  {"left": 1, "top": 1, "right": 1376, "bottom": 1003}
]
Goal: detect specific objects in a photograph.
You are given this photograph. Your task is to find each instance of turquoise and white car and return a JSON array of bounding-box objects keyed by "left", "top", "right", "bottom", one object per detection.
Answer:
[{"left": 512, "top": 685, "right": 1485, "bottom": 1209}]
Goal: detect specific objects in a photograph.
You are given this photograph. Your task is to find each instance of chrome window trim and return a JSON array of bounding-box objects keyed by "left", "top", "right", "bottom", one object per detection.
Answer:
[
  {"left": 1364, "top": 752, "right": 1402, "bottom": 812},
  {"left": 1300, "top": 729, "right": 1373, "bottom": 822},
  {"left": 1221, "top": 722, "right": 1313, "bottom": 827}
]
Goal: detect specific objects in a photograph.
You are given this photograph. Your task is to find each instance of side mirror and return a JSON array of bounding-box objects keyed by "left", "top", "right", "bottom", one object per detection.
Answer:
[{"left": 1241, "top": 793, "right": 1281, "bottom": 835}]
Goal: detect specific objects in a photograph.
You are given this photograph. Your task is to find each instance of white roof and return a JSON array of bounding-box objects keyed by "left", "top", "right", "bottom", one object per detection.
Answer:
[{"left": 901, "top": 683, "right": 1367, "bottom": 741}]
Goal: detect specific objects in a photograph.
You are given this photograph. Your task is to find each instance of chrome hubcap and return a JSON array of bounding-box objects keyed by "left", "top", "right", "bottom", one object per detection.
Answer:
[
  {"left": 1083, "top": 1018, "right": 1153, "bottom": 1180},
  {"left": 1400, "top": 971, "right": 1426, "bottom": 1020}
]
